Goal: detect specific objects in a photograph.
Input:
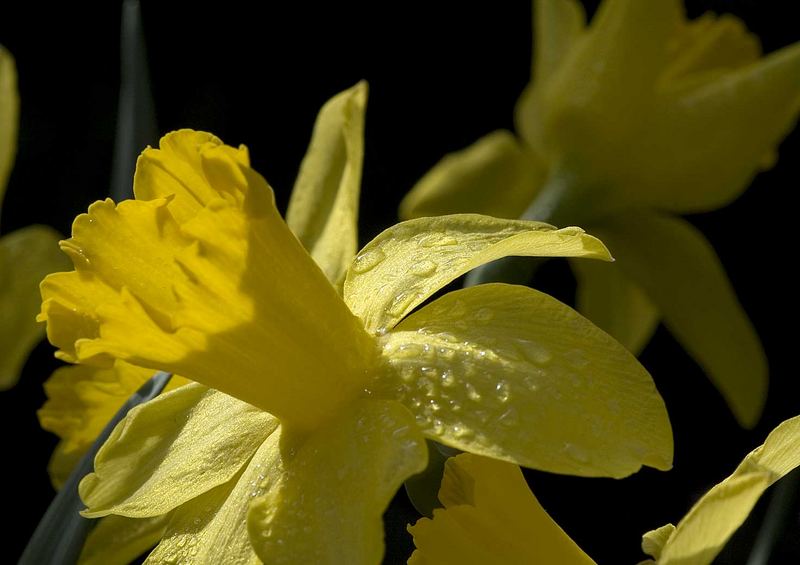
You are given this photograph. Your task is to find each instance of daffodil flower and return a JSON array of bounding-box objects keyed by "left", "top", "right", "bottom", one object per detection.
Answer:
[
  {"left": 400, "top": 0, "right": 800, "bottom": 427},
  {"left": 410, "top": 415, "right": 800, "bottom": 565},
  {"left": 39, "top": 110, "right": 673, "bottom": 562},
  {"left": 0, "top": 46, "right": 69, "bottom": 388}
]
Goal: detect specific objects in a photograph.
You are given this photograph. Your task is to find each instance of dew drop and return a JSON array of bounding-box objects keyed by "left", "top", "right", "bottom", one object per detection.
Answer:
[
  {"left": 494, "top": 380, "right": 511, "bottom": 403},
  {"left": 440, "top": 370, "right": 456, "bottom": 387},
  {"left": 522, "top": 376, "right": 539, "bottom": 392},
  {"left": 465, "top": 382, "right": 481, "bottom": 402},
  {"left": 420, "top": 233, "right": 459, "bottom": 247},
  {"left": 388, "top": 291, "right": 422, "bottom": 316},
  {"left": 519, "top": 340, "right": 552, "bottom": 365},
  {"left": 352, "top": 248, "right": 386, "bottom": 273},
  {"left": 410, "top": 260, "right": 437, "bottom": 277}
]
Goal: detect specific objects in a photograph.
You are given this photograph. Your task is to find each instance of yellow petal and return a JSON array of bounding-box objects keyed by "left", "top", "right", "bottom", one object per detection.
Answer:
[
  {"left": 80, "top": 384, "right": 278, "bottom": 518},
  {"left": 630, "top": 40, "right": 800, "bottom": 213},
  {"left": 0, "top": 224, "right": 69, "bottom": 388},
  {"left": 375, "top": 284, "right": 673, "bottom": 478},
  {"left": 537, "top": 0, "right": 681, "bottom": 174},
  {"left": 39, "top": 131, "right": 375, "bottom": 430},
  {"left": 133, "top": 129, "right": 249, "bottom": 224},
  {"left": 0, "top": 45, "right": 19, "bottom": 201},
  {"left": 572, "top": 258, "right": 660, "bottom": 355},
  {"left": 641, "top": 524, "right": 675, "bottom": 562},
  {"left": 515, "top": 0, "right": 585, "bottom": 147},
  {"left": 286, "top": 81, "right": 367, "bottom": 287},
  {"left": 38, "top": 361, "right": 188, "bottom": 488},
  {"left": 594, "top": 212, "right": 767, "bottom": 427},
  {"left": 647, "top": 415, "right": 800, "bottom": 565},
  {"left": 344, "top": 214, "right": 610, "bottom": 335},
  {"left": 399, "top": 131, "right": 545, "bottom": 221},
  {"left": 146, "top": 430, "right": 284, "bottom": 565},
  {"left": 79, "top": 515, "right": 170, "bottom": 565},
  {"left": 248, "top": 399, "right": 428, "bottom": 565},
  {"left": 409, "top": 453, "right": 595, "bottom": 565},
  {"left": 663, "top": 13, "right": 760, "bottom": 83}
]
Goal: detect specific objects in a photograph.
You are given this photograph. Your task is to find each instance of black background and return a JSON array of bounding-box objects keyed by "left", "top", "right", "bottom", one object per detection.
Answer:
[{"left": 1, "top": 1, "right": 799, "bottom": 563}]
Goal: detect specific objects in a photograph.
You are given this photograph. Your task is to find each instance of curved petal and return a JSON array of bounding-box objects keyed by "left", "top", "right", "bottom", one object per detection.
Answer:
[
  {"left": 80, "top": 384, "right": 278, "bottom": 518},
  {"left": 645, "top": 415, "right": 800, "bottom": 565},
  {"left": 38, "top": 361, "right": 189, "bottom": 488},
  {"left": 344, "top": 214, "right": 610, "bottom": 335},
  {"left": 248, "top": 399, "right": 428, "bottom": 565},
  {"left": 0, "top": 224, "right": 69, "bottom": 388},
  {"left": 631, "top": 40, "right": 800, "bottom": 213},
  {"left": 399, "top": 131, "right": 545, "bottom": 221},
  {"left": 409, "top": 453, "right": 595, "bottom": 564},
  {"left": 594, "top": 212, "right": 767, "bottom": 427},
  {"left": 515, "top": 0, "right": 586, "bottom": 146},
  {"left": 374, "top": 284, "right": 673, "bottom": 478},
  {"left": 133, "top": 129, "right": 250, "bottom": 224},
  {"left": 286, "top": 81, "right": 367, "bottom": 287},
  {"left": 146, "top": 430, "right": 284, "bottom": 565},
  {"left": 79, "top": 515, "right": 170, "bottom": 565},
  {"left": 0, "top": 45, "right": 19, "bottom": 201},
  {"left": 39, "top": 131, "right": 375, "bottom": 430},
  {"left": 572, "top": 257, "right": 660, "bottom": 355}
]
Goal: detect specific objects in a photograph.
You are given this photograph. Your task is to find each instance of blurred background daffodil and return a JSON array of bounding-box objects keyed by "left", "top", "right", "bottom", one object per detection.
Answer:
[
  {"left": 400, "top": 0, "right": 800, "bottom": 428},
  {"left": 0, "top": 47, "right": 68, "bottom": 389}
]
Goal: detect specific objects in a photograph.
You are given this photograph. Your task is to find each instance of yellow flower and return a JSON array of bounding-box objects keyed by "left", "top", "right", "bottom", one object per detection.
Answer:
[
  {"left": 39, "top": 88, "right": 673, "bottom": 561},
  {"left": 410, "top": 416, "right": 800, "bottom": 565},
  {"left": 400, "top": 0, "right": 800, "bottom": 428},
  {"left": 0, "top": 46, "right": 69, "bottom": 388}
]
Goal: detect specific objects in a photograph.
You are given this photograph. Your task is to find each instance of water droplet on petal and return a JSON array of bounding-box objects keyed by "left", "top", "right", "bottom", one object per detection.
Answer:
[
  {"left": 475, "top": 308, "right": 494, "bottom": 321},
  {"left": 565, "top": 349, "right": 590, "bottom": 368},
  {"left": 352, "top": 247, "right": 386, "bottom": 273},
  {"left": 440, "top": 370, "right": 456, "bottom": 387},
  {"left": 465, "top": 382, "right": 481, "bottom": 402},
  {"left": 494, "top": 380, "right": 511, "bottom": 403},
  {"left": 410, "top": 259, "right": 438, "bottom": 277}
]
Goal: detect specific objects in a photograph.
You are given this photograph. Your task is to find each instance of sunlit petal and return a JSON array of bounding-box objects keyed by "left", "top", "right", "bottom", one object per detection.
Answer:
[
  {"left": 645, "top": 415, "right": 800, "bottom": 565},
  {"left": 248, "top": 400, "right": 427, "bottom": 564},
  {"left": 344, "top": 214, "right": 610, "bottom": 334},
  {"left": 287, "top": 81, "right": 367, "bottom": 287},
  {"left": 80, "top": 384, "right": 278, "bottom": 518},
  {"left": 0, "top": 45, "right": 18, "bottom": 200},
  {"left": 409, "top": 453, "right": 595, "bottom": 564},
  {"left": 146, "top": 430, "right": 283, "bottom": 564},
  {"left": 375, "top": 284, "right": 672, "bottom": 478},
  {"left": 80, "top": 515, "right": 170, "bottom": 565}
]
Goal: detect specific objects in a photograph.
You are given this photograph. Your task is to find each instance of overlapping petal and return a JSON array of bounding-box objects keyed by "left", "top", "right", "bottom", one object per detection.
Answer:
[
  {"left": 571, "top": 258, "right": 660, "bottom": 355},
  {"left": 146, "top": 430, "right": 283, "bottom": 564},
  {"left": 286, "top": 81, "right": 367, "bottom": 287},
  {"left": 38, "top": 361, "right": 188, "bottom": 488},
  {"left": 344, "top": 214, "right": 611, "bottom": 334},
  {"left": 374, "top": 284, "right": 672, "bottom": 478},
  {"left": 80, "top": 384, "right": 278, "bottom": 518},
  {"left": 1, "top": 225, "right": 69, "bottom": 388},
  {"left": 39, "top": 131, "right": 375, "bottom": 429},
  {"left": 79, "top": 515, "right": 170, "bottom": 565},
  {"left": 409, "top": 453, "right": 595, "bottom": 564},
  {"left": 248, "top": 400, "right": 427, "bottom": 565},
  {"left": 593, "top": 212, "right": 767, "bottom": 427},
  {"left": 399, "top": 131, "right": 545, "bottom": 221},
  {"left": 643, "top": 415, "right": 800, "bottom": 565}
]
